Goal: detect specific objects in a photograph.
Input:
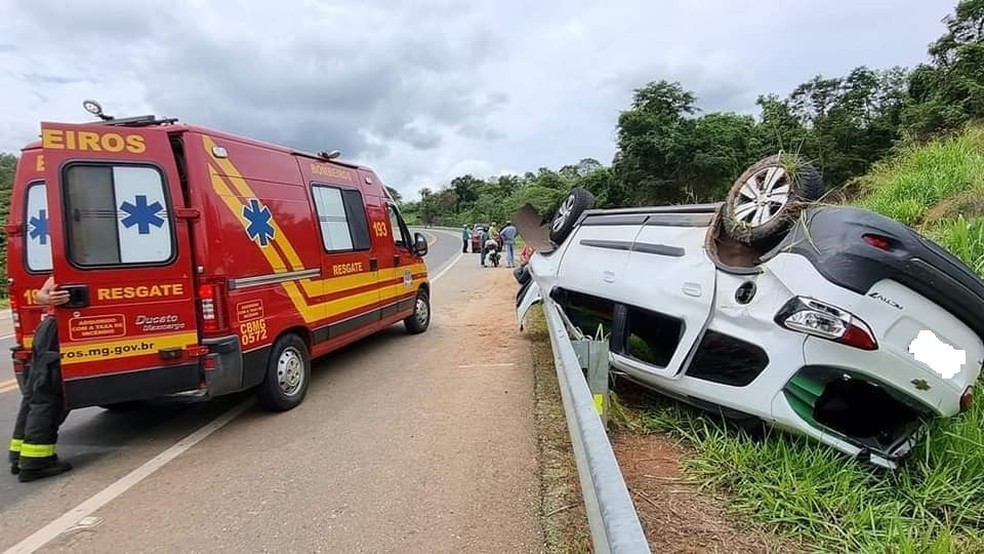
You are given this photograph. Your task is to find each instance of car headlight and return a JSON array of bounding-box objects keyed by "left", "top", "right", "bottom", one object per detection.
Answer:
[{"left": 775, "top": 296, "right": 878, "bottom": 350}]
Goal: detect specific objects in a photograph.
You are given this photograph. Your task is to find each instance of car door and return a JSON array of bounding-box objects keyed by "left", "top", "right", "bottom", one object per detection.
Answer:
[
  {"left": 384, "top": 201, "right": 417, "bottom": 311},
  {"left": 39, "top": 122, "right": 200, "bottom": 405},
  {"left": 612, "top": 216, "right": 717, "bottom": 379}
]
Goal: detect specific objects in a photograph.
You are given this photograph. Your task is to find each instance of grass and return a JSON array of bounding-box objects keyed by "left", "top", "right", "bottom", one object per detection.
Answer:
[
  {"left": 612, "top": 387, "right": 984, "bottom": 553},
  {"left": 609, "top": 125, "right": 984, "bottom": 553}
]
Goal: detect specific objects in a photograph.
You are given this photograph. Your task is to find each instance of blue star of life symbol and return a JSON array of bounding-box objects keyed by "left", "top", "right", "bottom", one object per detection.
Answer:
[
  {"left": 120, "top": 195, "right": 165, "bottom": 234},
  {"left": 29, "top": 209, "right": 49, "bottom": 245},
  {"left": 243, "top": 198, "right": 275, "bottom": 247}
]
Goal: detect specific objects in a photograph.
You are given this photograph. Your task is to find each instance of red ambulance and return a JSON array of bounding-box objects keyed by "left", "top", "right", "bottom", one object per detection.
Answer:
[{"left": 5, "top": 102, "right": 432, "bottom": 412}]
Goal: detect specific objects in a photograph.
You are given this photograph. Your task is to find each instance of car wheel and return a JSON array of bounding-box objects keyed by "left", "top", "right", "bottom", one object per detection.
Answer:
[
  {"left": 722, "top": 154, "right": 824, "bottom": 244},
  {"left": 404, "top": 288, "right": 431, "bottom": 335},
  {"left": 257, "top": 333, "right": 311, "bottom": 412},
  {"left": 513, "top": 265, "right": 531, "bottom": 285},
  {"left": 549, "top": 187, "right": 595, "bottom": 244}
]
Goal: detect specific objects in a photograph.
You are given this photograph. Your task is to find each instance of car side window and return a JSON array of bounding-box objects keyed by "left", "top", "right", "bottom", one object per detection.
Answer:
[
  {"left": 311, "top": 184, "right": 371, "bottom": 252},
  {"left": 624, "top": 305, "right": 684, "bottom": 367},
  {"left": 553, "top": 288, "right": 615, "bottom": 338}
]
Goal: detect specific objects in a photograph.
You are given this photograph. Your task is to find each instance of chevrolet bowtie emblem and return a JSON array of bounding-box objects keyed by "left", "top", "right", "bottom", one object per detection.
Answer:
[{"left": 911, "top": 379, "right": 931, "bottom": 391}]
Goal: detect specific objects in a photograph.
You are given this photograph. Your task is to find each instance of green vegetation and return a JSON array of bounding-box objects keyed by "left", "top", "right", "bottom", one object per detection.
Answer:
[{"left": 856, "top": 126, "right": 984, "bottom": 274}]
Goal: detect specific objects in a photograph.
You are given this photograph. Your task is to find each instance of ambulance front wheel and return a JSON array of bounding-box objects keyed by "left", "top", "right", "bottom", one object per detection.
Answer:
[
  {"left": 404, "top": 288, "right": 431, "bottom": 334},
  {"left": 257, "top": 333, "right": 311, "bottom": 411}
]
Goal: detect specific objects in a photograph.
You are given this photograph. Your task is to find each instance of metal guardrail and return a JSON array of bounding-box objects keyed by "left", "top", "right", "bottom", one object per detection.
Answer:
[{"left": 540, "top": 294, "right": 651, "bottom": 553}]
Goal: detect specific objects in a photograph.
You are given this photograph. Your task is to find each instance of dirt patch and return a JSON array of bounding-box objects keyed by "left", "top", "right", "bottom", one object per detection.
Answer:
[
  {"left": 923, "top": 189, "right": 984, "bottom": 223},
  {"left": 612, "top": 432, "right": 796, "bottom": 554}
]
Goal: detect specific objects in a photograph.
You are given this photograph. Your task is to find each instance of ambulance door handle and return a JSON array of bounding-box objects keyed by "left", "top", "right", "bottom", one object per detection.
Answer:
[
  {"left": 369, "top": 258, "right": 378, "bottom": 272},
  {"left": 60, "top": 284, "right": 90, "bottom": 309},
  {"left": 393, "top": 255, "right": 400, "bottom": 267}
]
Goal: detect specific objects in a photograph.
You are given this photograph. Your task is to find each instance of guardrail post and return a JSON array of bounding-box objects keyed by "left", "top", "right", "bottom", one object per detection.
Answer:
[{"left": 572, "top": 339, "right": 611, "bottom": 427}]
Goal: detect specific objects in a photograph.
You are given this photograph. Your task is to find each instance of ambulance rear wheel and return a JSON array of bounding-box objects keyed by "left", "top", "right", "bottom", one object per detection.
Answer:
[
  {"left": 404, "top": 288, "right": 430, "bottom": 334},
  {"left": 258, "top": 334, "right": 310, "bottom": 411}
]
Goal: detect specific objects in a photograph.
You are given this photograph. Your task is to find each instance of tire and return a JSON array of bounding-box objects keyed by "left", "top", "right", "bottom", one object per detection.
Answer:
[
  {"left": 549, "top": 187, "right": 595, "bottom": 244},
  {"left": 257, "top": 333, "right": 311, "bottom": 412},
  {"left": 722, "top": 154, "right": 824, "bottom": 244},
  {"left": 403, "top": 288, "right": 431, "bottom": 335},
  {"left": 513, "top": 265, "right": 531, "bottom": 286}
]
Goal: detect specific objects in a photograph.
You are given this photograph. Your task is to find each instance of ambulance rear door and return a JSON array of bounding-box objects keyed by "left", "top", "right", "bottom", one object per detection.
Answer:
[{"left": 39, "top": 121, "right": 201, "bottom": 409}]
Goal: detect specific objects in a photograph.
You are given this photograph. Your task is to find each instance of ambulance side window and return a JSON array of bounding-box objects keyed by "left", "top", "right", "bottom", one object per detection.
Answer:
[
  {"left": 386, "top": 204, "right": 411, "bottom": 249},
  {"left": 311, "top": 184, "right": 371, "bottom": 252},
  {"left": 63, "top": 164, "right": 174, "bottom": 267},
  {"left": 24, "top": 181, "right": 53, "bottom": 273}
]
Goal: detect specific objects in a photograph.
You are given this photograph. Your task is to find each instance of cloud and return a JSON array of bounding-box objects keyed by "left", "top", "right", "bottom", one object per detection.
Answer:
[{"left": 0, "top": 0, "right": 953, "bottom": 200}]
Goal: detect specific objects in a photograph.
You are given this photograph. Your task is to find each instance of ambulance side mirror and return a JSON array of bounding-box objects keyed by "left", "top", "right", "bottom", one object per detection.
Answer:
[{"left": 412, "top": 232, "right": 428, "bottom": 257}]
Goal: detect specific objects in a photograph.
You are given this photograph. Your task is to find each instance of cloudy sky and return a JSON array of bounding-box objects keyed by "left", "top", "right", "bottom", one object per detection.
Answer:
[{"left": 0, "top": 0, "right": 955, "bottom": 200}]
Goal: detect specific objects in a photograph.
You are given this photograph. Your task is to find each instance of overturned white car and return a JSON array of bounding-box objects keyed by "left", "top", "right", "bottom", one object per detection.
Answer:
[{"left": 515, "top": 154, "right": 983, "bottom": 468}]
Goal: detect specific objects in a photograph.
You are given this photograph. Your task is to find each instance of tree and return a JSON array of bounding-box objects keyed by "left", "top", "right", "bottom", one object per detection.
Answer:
[
  {"left": 902, "top": 0, "right": 984, "bottom": 138},
  {"left": 0, "top": 153, "right": 16, "bottom": 294},
  {"left": 612, "top": 80, "right": 700, "bottom": 204}
]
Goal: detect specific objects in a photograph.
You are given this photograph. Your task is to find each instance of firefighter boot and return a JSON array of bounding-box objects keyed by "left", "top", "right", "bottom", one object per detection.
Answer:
[
  {"left": 9, "top": 453, "right": 19, "bottom": 475},
  {"left": 17, "top": 455, "right": 72, "bottom": 483}
]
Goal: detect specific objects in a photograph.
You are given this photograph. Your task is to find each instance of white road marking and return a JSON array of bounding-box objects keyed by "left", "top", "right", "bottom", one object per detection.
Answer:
[
  {"left": 4, "top": 399, "right": 254, "bottom": 554},
  {"left": 0, "top": 334, "right": 15, "bottom": 340},
  {"left": 5, "top": 243, "right": 466, "bottom": 554},
  {"left": 431, "top": 252, "right": 463, "bottom": 283}
]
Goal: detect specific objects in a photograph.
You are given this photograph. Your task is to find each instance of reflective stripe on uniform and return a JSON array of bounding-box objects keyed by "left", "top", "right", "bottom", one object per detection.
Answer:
[
  {"left": 19, "top": 443, "right": 56, "bottom": 458},
  {"left": 9, "top": 439, "right": 22, "bottom": 453}
]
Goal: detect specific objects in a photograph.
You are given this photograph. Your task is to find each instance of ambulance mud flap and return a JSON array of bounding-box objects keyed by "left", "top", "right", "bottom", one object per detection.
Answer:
[
  {"left": 517, "top": 281, "right": 542, "bottom": 331},
  {"left": 202, "top": 335, "right": 246, "bottom": 397}
]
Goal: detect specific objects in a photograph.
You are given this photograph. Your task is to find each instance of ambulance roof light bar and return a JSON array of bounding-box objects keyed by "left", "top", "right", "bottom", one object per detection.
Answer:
[
  {"left": 82, "top": 99, "right": 179, "bottom": 127},
  {"left": 318, "top": 150, "right": 342, "bottom": 160}
]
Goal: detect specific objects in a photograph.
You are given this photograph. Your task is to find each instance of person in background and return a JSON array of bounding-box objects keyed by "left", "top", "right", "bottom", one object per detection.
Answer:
[
  {"left": 9, "top": 275, "right": 73, "bottom": 482},
  {"left": 478, "top": 225, "right": 490, "bottom": 266},
  {"left": 461, "top": 224, "right": 470, "bottom": 253},
  {"left": 488, "top": 222, "right": 500, "bottom": 243},
  {"left": 499, "top": 221, "right": 518, "bottom": 268}
]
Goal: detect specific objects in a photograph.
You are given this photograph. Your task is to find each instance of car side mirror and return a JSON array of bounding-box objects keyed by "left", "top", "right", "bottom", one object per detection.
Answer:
[{"left": 413, "top": 232, "right": 428, "bottom": 257}]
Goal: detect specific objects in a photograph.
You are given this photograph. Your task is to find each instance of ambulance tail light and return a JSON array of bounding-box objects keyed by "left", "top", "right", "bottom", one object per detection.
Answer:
[
  {"left": 9, "top": 292, "right": 23, "bottom": 345},
  {"left": 198, "top": 282, "right": 227, "bottom": 333}
]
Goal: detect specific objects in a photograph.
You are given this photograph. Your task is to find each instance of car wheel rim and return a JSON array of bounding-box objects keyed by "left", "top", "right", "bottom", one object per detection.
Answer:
[
  {"left": 277, "top": 346, "right": 304, "bottom": 397},
  {"left": 415, "top": 296, "right": 429, "bottom": 325},
  {"left": 551, "top": 194, "right": 576, "bottom": 232},
  {"left": 731, "top": 165, "right": 791, "bottom": 227}
]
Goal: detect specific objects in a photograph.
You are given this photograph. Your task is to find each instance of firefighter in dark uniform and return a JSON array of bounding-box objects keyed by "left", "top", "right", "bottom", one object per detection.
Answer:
[{"left": 9, "top": 275, "right": 73, "bottom": 482}]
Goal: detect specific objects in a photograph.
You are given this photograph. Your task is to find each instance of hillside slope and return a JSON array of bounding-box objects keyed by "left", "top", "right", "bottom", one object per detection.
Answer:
[{"left": 854, "top": 125, "right": 984, "bottom": 275}]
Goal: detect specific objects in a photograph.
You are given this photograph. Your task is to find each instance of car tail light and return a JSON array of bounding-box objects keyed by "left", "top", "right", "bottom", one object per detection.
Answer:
[
  {"left": 775, "top": 296, "right": 878, "bottom": 350},
  {"left": 961, "top": 386, "right": 973, "bottom": 412},
  {"left": 198, "top": 282, "right": 226, "bottom": 333},
  {"left": 862, "top": 233, "right": 893, "bottom": 252}
]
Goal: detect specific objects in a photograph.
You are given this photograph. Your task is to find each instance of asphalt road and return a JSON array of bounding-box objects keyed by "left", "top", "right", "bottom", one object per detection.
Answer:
[{"left": 0, "top": 227, "right": 538, "bottom": 553}]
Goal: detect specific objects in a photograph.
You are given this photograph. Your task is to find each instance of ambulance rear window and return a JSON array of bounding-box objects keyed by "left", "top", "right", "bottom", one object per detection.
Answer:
[
  {"left": 24, "top": 181, "right": 53, "bottom": 273},
  {"left": 62, "top": 164, "right": 175, "bottom": 267}
]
